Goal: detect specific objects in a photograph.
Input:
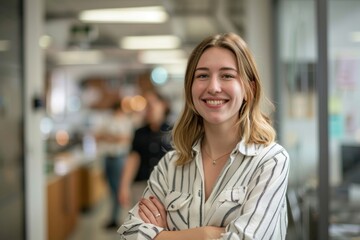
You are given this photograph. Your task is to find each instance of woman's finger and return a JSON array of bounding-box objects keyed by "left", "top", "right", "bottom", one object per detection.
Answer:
[
  {"left": 141, "top": 198, "right": 161, "bottom": 219},
  {"left": 148, "top": 196, "right": 168, "bottom": 229},
  {"left": 139, "top": 200, "right": 157, "bottom": 224},
  {"left": 138, "top": 197, "right": 167, "bottom": 228},
  {"left": 138, "top": 207, "right": 150, "bottom": 223},
  {"left": 149, "top": 196, "right": 166, "bottom": 219}
]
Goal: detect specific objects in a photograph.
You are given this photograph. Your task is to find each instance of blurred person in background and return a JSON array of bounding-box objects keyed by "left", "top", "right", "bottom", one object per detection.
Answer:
[
  {"left": 118, "top": 33, "right": 290, "bottom": 239},
  {"left": 118, "top": 90, "right": 172, "bottom": 213},
  {"left": 96, "top": 101, "right": 133, "bottom": 229}
]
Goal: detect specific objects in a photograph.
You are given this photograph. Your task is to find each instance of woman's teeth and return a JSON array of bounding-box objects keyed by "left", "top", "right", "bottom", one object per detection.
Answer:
[{"left": 206, "top": 100, "right": 225, "bottom": 105}]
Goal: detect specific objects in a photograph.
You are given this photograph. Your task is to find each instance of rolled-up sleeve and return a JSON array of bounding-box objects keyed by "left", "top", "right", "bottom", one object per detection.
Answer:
[
  {"left": 222, "top": 147, "right": 290, "bottom": 240},
  {"left": 118, "top": 152, "right": 173, "bottom": 240}
]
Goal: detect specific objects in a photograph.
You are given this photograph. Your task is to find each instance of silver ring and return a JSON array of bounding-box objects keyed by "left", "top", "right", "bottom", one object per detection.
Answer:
[{"left": 155, "top": 213, "right": 161, "bottom": 218}]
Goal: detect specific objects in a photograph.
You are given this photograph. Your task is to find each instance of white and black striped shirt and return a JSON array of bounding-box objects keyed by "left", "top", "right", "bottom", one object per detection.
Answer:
[{"left": 118, "top": 139, "right": 290, "bottom": 240}]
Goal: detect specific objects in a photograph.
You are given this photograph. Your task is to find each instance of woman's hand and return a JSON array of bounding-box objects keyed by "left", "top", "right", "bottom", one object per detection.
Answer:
[{"left": 138, "top": 196, "right": 168, "bottom": 229}]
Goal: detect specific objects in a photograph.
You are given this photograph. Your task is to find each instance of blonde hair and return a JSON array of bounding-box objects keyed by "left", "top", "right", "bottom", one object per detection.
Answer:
[{"left": 172, "top": 33, "right": 276, "bottom": 165}]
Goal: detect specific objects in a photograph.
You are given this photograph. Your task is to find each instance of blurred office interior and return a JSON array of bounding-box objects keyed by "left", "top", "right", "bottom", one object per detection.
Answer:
[{"left": 1, "top": 0, "right": 360, "bottom": 239}]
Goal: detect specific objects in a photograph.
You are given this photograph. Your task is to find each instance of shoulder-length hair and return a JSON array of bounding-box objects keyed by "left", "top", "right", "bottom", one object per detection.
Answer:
[{"left": 172, "top": 33, "right": 276, "bottom": 165}]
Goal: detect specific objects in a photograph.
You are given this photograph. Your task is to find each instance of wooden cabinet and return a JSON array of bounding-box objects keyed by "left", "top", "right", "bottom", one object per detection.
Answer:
[
  {"left": 79, "top": 165, "right": 107, "bottom": 211},
  {"left": 47, "top": 162, "right": 107, "bottom": 240},
  {"left": 47, "top": 168, "right": 80, "bottom": 240}
]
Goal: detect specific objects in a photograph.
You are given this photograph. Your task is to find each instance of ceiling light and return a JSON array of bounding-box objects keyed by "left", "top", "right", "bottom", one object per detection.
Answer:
[
  {"left": 120, "top": 35, "right": 181, "bottom": 50},
  {"left": 138, "top": 49, "right": 187, "bottom": 64},
  {"left": 55, "top": 50, "right": 103, "bottom": 65},
  {"left": 160, "top": 64, "right": 187, "bottom": 76},
  {"left": 350, "top": 31, "right": 360, "bottom": 42},
  {"left": 79, "top": 6, "right": 168, "bottom": 23}
]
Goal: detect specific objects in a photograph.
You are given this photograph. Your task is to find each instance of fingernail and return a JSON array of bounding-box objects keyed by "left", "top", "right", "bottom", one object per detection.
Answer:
[{"left": 149, "top": 196, "right": 154, "bottom": 200}]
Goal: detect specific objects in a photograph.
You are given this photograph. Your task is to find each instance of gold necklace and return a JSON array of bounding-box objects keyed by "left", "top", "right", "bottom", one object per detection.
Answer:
[{"left": 203, "top": 148, "right": 232, "bottom": 166}]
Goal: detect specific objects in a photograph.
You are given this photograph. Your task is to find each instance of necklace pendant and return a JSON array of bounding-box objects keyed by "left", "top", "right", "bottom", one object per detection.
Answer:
[{"left": 212, "top": 160, "right": 216, "bottom": 165}]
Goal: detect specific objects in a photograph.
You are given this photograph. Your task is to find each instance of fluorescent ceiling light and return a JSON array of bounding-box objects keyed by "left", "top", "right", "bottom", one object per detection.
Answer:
[
  {"left": 79, "top": 6, "right": 168, "bottom": 23},
  {"left": 55, "top": 50, "right": 103, "bottom": 65},
  {"left": 138, "top": 49, "right": 187, "bottom": 64},
  {"left": 350, "top": 31, "right": 360, "bottom": 42},
  {"left": 161, "top": 64, "right": 187, "bottom": 76},
  {"left": 120, "top": 35, "right": 181, "bottom": 50}
]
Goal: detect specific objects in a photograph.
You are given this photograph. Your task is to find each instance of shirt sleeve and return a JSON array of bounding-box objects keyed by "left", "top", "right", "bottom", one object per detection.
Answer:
[
  {"left": 118, "top": 151, "right": 173, "bottom": 240},
  {"left": 222, "top": 145, "right": 290, "bottom": 240}
]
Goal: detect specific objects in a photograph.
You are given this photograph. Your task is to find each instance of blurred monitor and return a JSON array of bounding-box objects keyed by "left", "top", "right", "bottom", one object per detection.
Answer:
[{"left": 341, "top": 144, "right": 360, "bottom": 184}]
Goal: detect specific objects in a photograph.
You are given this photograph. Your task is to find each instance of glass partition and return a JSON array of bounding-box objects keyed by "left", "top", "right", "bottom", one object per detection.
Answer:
[
  {"left": 276, "top": 0, "right": 319, "bottom": 239},
  {"left": 328, "top": 1, "right": 360, "bottom": 239},
  {"left": 277, "top": 0, "right": 360, "bottom": 239}
]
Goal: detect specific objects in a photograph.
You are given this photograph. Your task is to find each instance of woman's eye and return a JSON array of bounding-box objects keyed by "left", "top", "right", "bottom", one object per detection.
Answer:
[
  {"left": 222, "top": 74, "right": 235, "bottom": 79},
  {"left": 196, "top": 74, "right": 208, "bottom": 79}
]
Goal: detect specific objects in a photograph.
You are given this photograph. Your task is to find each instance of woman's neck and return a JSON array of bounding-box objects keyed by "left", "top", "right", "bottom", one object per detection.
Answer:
[{"left": 203, "top": 123, "right": 240, "bottom": 156}]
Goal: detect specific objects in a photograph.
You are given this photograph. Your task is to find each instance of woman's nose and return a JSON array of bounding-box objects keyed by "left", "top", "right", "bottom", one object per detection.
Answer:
[{"left": 207, "top": 77, "right": 221, "bottom": 94}]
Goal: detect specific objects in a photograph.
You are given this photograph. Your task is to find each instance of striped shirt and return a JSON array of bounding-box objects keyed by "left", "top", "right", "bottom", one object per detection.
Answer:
[{"left": 118, "top": 139, "right": 290, "bottom": 240}]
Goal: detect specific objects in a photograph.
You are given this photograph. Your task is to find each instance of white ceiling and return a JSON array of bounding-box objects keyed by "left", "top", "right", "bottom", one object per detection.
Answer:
[{"left": 44, "top": 0, "right": 245, "bottom": 67}]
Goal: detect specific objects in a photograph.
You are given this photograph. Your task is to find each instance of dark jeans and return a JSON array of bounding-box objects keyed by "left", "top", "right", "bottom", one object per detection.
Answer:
[{"left": 104, "top": 154, "right": 124, "bottom": 223}]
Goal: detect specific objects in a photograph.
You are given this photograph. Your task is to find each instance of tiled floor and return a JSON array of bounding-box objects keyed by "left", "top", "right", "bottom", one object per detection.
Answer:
[{"left": 68, "top": 197, "right": 121, "bottom": 240}]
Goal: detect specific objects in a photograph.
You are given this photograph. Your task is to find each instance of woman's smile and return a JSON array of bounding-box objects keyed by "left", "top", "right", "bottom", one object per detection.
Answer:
[{"left": 202, "top": 98, "right": 229, "bottom": 107}]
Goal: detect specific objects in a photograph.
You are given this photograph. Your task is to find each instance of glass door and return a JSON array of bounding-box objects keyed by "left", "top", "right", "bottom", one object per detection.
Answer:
[{"left": 0, "top": 0, "right": 25, "bottom": 239}]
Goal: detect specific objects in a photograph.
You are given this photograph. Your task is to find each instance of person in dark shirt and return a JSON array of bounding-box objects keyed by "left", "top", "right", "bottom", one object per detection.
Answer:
[
  {"left": 118, "top": 90, "right": 172, "bottom": 210},
  {"left": 131, "top": 122, "right": 172, "bottom": 182}
]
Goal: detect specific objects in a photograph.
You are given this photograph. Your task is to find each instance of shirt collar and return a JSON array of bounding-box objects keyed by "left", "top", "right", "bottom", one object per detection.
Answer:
[
  {"left": 192, "top": 138, "right": 262, "bottom": 157},
  {"left": 236, "top": 139, "right": 261, "bottom": 156}
]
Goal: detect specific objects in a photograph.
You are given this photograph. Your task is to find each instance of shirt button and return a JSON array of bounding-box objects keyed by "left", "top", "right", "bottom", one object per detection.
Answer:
[{"left": 171, "top": 204, "right": 175, "bottom": 208}]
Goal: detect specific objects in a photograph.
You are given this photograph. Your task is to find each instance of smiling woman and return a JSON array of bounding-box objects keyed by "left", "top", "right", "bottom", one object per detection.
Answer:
[
  {"left": 118, "top": 33, "right": 290, "bottom": 240},
  {"left": 191, "top": 47, "right": 246, "bottom": 126}
]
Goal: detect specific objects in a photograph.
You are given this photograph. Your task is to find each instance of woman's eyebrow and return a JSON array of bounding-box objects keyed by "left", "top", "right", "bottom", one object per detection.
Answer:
[
  {"left": 195, "top": 67, "right": 238, "bottom": 72},
  {"left": 220, "top": 67, "right": 238, "bottom": 72},
  {"left": 195, "top": 67, "right": 209, "bottom": 71}
]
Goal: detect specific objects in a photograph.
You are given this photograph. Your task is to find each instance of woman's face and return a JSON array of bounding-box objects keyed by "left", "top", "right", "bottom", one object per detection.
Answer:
[
  {"left": 191, "top": 47, "right": 245, "bottom": 127},
  {"left": 144, "top": 92, "right": 167, "bottom": 125}
]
